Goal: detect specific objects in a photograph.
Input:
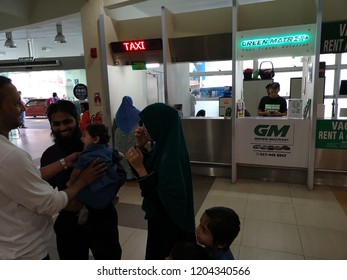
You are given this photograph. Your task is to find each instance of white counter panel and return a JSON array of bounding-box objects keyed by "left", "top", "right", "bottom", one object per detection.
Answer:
[{"left": 236, "top": 118, "right": 310, "bottom": 168}]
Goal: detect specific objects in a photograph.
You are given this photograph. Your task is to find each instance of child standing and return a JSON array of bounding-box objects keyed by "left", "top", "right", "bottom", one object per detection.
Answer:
[
  {"left": 196, "top": 206, "right": 240, "bottom": 260},
  {"left": 69, "top": 123, "right": 125, "bottom": 224}
]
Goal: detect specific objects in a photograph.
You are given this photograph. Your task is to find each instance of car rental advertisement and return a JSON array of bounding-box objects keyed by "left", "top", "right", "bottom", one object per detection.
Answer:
[{"left": 236, "top": 119, "right": 310, "bottom": 168}]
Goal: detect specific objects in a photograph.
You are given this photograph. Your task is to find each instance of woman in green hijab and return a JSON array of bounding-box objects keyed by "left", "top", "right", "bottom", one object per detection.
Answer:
[{"left": 127, "top": 103, "right": 196, "bottom": 260}]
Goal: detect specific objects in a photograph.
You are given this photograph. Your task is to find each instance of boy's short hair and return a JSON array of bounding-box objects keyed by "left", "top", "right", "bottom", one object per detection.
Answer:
[
  {"left": 204, "top": 206, "right": 240, "bottom": 249},
  {"left": 170, "top": 241, "right": 209, "bottom": 260}
]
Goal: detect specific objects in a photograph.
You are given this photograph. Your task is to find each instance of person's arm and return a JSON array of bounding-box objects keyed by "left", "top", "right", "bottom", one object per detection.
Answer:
[
  {"left": 69, "top": 167, "right": 81, "bottom": 185},
  {"left": 135, "top": 126, "right": 151, "bottom": 148},
  {"left": 127, "top": 146, "right": 148, "bottom": 177},
  {"left": 278, "top": 98, "right": 288, "bottom": 116},
  {"left": 63, "top": 158, "right": 106, "bottom": 202},
  {"left": 273, "top": 110, "right": 287, "bottom": 117},
  {"left": 258, "top": 97, "right": 268, "bottom": 116},
  {"left": 40, "top": 152, "right": 79, "bottom": 181},
  {"left": 258, "top": 110, "right": 271, "bottom": 116}
]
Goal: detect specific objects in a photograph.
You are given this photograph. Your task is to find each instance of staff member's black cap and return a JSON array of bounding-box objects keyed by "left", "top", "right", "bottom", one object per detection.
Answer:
[
  {"left": 265, "top": 83, "right": 272, "bottom": 89},
  {"left": 270, "top": 82, "right": 280, "bottom": 89}
]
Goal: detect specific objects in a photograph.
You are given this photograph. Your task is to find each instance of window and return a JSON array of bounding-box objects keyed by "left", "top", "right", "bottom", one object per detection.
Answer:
[
  {"left": 188, "top": 52, "right": 347, "bottom": 118},
  {"left": 320, "top": 54, "right": 336, "bottom": 65},
  {"left": 259, "top": 56, "right": 303, "bottom": 68},
  {"left": 0, "top": 70, "right": 86, "bottom": 100},
  {"left": 190, "top": 61, "right": 232, "bottom": 99},
  {"left": 341, "top": 53, "right": 347, "bottom": 64}
]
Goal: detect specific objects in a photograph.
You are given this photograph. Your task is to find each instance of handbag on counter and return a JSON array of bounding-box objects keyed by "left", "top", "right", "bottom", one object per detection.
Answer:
[{"left": 259, "top": 61, "right": 275, "bottom": 80}]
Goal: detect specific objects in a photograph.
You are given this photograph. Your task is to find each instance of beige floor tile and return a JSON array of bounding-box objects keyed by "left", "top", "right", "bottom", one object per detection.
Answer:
[
  {"left": 293, "top": 204, "right": 347, "bottom": 231},
  {"left": 246, "top": 199, "right": 296, "bottom": 224},
  {"left": 239, "top": 246, "right": 304, "bottom": 260},
  {"left": 242, "top": 219, "right": 302, "bottom": 255},
  {"left": 330, "top": 186, "right": 347, "bottom": 215},
  {"left": 299, "top": 225, "right": 347, "bottom": 259},
  {"left": 118, "top": 226, "right": 138, "bottom": 245},
  {"left": 120, "top": 228, "right": 147, "bottom": 260},
  {"left": 196, "top": 193, "right": 247, "bottom": 218},
  {"left": 232, "top": 180, "right": 292, "bottom": 203},
  {"left": 290, "top": 185, "right": 341, "bottom": 208},
  {"left": 118, "top": 184, "right": 143, "bottom": 205},
  {"left": 230, "top": 244, "right": 240, "bottom": 259},
  {"left": 211, "top": 178, "right": 249, "bottom": 198}
]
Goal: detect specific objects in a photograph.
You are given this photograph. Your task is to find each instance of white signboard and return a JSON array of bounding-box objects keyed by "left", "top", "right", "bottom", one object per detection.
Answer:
[
  {"left": 237, "top": 24, "right": 316, "bottom": 60},
  {"left": 288, "top": 99, "right": 303, "bottom": 118},
  {"left": 236, "top": 118, "right": 310, "bottom": 168}
]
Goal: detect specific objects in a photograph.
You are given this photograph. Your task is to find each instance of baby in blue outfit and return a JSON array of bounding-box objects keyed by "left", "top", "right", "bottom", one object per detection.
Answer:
[{"left": 69, "top": 123, "right": 124, "bottom": 224}]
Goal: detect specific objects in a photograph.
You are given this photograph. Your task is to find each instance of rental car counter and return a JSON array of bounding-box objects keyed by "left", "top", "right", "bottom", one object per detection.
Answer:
[
  {"left": 236, "top": 117, "right": 310, "bottom": 183},
  {"left": 181, "top": 116, "right": 310, "bottom": 183}
]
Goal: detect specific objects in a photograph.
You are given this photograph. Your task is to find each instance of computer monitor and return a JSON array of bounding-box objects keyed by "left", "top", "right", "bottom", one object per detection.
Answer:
[{"left": 339, "top": 80, "right": 347, "bottom": 95}]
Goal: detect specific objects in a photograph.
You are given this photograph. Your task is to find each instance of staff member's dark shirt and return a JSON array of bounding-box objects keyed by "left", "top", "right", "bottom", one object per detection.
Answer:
[{"left": 258, "top": 95, "right": 287, "bottom": 113}]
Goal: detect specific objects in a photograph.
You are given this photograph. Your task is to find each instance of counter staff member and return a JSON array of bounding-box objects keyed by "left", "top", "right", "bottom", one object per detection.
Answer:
[{"left": 258, "top": 82, "right": 287, "bottom": 117}]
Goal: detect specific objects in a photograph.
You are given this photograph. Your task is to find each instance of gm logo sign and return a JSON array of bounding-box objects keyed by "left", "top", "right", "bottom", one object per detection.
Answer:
[{"left": 254, "top": 125, "right": 290, "bottom": 137}]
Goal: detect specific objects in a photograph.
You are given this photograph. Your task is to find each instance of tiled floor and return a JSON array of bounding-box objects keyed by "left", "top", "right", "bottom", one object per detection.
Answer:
[{"left": 10, "top": 127, "right": 347, "bottom": 260}]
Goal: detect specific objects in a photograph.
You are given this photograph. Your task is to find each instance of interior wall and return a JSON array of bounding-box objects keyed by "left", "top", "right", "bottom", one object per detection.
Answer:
[
  {"left": 0, "top": 0, "right": 88, "bottom": 30},
  {"left": 173, "top": 7, "right": 232, "bottom": 37},
  {"left": 322, "top": 0, "right": 347, "bottom": 21},
  {"left": 162, "top": 7, "right": 191, "bottom": 116},
  {"left": 116, "top": 16, "right": 162, "bottom": 41},
  {"left": 30, "top": 0, "right": 88, "bottom": 23},
  {"left": 238, "top": 0, "right": 316, "bottom": 31},
  {"left": 80, "top": 0, "right": 106, "bottom": 124},
  {"left": 104, "top": 17, "right": 119, "bottom": 66}
]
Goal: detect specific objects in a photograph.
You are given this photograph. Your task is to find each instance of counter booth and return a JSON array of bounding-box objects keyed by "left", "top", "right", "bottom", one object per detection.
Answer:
[
  {"left": 232, "top": 24, "right": 318, "bottom": 186},
  {"left": 170, "top": 10, "right": 328, "bottom": 188}
]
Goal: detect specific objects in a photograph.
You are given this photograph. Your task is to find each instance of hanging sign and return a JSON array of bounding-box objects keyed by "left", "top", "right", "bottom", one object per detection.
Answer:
[
  {"left": 237, "top": 24, "right": 315, "bottom": 60},
  {"left": 316, "top": 120, "right": 347, "bottom": 149},
  {"left": 110, "top": 38, "right": 163, "bottom": 65},
  {"left": 110, "top": 38, "right": 162, "bottom": 53},
  {"left": 321, "top": 20, "right": 347, "bottom": 54},
  {"left": 73, "top": 83, "right": 88, "bottom": 100}
]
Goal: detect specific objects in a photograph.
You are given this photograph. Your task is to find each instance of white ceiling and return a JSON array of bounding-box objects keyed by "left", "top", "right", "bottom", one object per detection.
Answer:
[{"left": 0, "top": 0, "right": 273, "bottom": 60}]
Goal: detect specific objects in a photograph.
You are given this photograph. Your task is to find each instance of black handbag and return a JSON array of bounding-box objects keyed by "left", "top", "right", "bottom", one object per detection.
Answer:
[{"left": 259, "top": 61, "right": 275, "bottom": 80}]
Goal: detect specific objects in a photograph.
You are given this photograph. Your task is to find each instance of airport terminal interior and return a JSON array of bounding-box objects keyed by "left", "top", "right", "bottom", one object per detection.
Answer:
[
  {"left": 9, "top": 125, "right": 347, "bottom": 260},
  {"left": 2, "top": 0, "right": 347, "bottom": 260}
]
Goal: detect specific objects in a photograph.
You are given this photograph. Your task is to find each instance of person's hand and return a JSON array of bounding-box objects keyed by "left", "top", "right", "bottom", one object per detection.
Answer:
[
  {"left": 126, "top": 147, "right": 147, "bottom": 177},
  {"left": 64, "top": 152, "right": 80, "bottom": 168},
  {"left": 73, "top": 158, "right": 107, "bottom": 186},
  {"left": 135, "top": 126, "right": 150, "bottom": 147},
  {"left": 65, "top": 199, "right": 84, "bottom": 212}
]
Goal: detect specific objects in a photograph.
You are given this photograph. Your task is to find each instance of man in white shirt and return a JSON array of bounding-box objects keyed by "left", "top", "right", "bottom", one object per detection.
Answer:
[{"left": 0, "top": 76, "right": 105, "bottom": 259}]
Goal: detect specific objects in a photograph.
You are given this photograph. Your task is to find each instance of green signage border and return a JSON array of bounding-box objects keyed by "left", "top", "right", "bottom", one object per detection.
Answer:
[{"left": 316, "top": 120, "right": 347, "bottom": 149}]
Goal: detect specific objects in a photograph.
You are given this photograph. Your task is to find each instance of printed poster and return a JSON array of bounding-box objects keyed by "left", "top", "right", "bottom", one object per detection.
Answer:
[{"left": 236, "top": 118, "right": 310, "bottom": 168}]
